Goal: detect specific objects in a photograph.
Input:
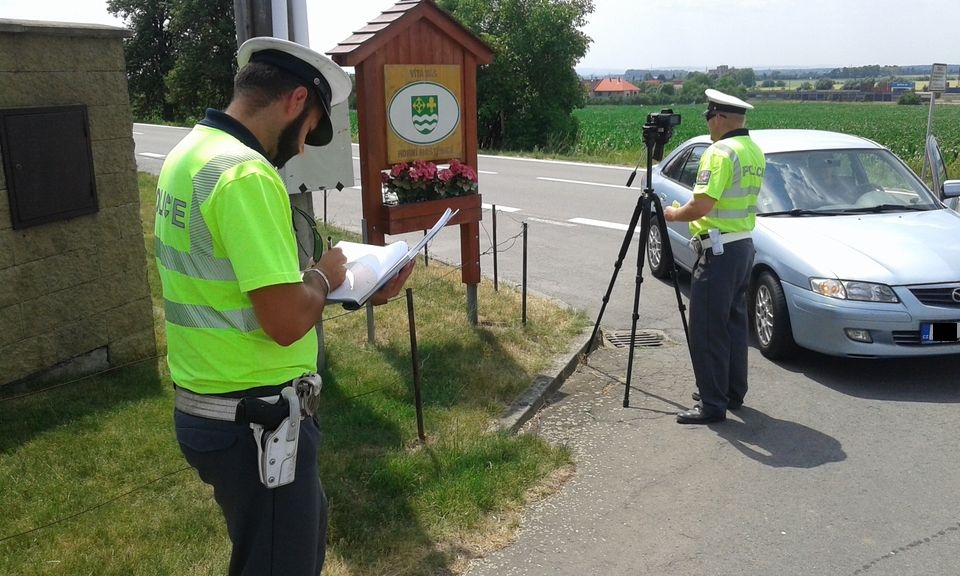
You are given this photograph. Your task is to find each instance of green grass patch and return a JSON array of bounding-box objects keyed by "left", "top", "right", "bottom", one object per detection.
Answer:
[{"left": 0, "top": 173, "right": 586, "bottom": 576}]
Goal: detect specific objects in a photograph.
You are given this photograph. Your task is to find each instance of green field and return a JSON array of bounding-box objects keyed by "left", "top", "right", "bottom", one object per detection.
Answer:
[
  {"left": 351, "top": 101, "right": 960, "bottom": 183},
  {"left": 573, "top": 102, "right": 960, "bottom": 179}
]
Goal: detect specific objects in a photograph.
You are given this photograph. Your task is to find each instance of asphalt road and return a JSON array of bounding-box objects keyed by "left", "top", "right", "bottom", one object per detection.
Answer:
[
  {"left": 134, "top": 123, "right": 684, "bottom": 333},
  {"left": 134, "top": 124, "right": 960, "bottom": 576}
]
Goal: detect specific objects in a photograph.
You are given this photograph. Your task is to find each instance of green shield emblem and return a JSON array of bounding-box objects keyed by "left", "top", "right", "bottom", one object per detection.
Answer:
[{"left": 411, "top": 95, "right": 439, "bottom": 135}]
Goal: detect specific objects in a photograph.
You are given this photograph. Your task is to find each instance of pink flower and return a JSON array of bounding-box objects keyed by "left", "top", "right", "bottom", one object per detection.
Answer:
[
  {"left": 390, "top": 162, "right": 408, "bottom": 178},
  {"left": 382, "top": 158, "right": 478, "bottom": 204}
]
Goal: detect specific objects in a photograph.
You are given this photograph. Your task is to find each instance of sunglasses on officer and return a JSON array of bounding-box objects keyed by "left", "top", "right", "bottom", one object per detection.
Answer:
[{"left": 703, "top": 109, "right": 722, "bottom": 121}]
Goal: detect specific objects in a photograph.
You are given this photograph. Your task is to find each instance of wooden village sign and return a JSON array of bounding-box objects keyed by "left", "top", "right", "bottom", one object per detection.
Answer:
[{"left": 329, "top": 0, "right": 493, "bottom": 318}]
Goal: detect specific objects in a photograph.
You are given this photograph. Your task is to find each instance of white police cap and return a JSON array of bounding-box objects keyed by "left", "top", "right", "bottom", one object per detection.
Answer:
[
  {"left": 704, "top": 88, "right": 753, "bottom": 115},
  {"left": 237, "top": 37, "right": 352, "bottom": 146}
]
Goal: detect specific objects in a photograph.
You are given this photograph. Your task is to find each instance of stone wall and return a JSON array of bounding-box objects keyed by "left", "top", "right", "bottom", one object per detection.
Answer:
[{"left": 0, "top": 19, "right": 156, "bottom": 388}]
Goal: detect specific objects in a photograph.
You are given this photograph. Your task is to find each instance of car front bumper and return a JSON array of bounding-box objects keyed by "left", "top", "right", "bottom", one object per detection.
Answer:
[{"left": 782, "top": 282, "right": 960, "bottom": 358}]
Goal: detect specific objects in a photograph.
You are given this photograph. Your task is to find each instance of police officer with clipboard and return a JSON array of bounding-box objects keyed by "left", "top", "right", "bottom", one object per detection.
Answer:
[
  {"left": 664, "top": 89, "right": 765, "bottom": 424},
  {"left": 156, "top": 38, "right": 414, "bottom": 574}
]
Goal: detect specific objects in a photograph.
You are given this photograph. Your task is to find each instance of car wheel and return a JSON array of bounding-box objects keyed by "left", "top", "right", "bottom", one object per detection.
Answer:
[
  {"left": 751, "top": 271, "right": 796, "bottom": 360},
  {"left": 646, "top": 215, "right": 670, "bottom": 279}
]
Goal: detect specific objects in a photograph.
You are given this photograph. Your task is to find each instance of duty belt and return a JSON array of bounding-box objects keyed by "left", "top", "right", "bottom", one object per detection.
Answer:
[
  {"left": 175, "top": 374, "right": 323, "bottom": 488},
  {"left": 174, "top": 387, "right": 277, "bottom": 422},
  {"left": 174, "top": 374, "right": 322, "bottom": 423},
  {"left": 696, "top": 230, "right": 751, "bottom": 250}
]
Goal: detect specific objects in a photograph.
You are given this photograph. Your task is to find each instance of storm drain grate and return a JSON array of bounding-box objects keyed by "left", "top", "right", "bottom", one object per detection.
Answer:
[{"left": 605, "top": 329, "right": 664, "bottom": 349}]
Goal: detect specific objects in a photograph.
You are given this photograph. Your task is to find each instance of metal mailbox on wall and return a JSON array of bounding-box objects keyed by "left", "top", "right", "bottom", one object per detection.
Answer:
[{"left": 0, "top": 105, "right": 98, "bottom": 229}]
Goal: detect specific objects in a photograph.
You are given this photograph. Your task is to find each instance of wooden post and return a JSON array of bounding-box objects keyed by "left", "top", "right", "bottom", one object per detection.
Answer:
[{"left": 406, "top": 288, "right": 425, "bottom": 442}]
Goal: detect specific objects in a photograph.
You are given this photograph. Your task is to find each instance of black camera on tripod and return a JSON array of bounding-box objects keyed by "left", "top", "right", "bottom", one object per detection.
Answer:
[{"left": 643, "top": 109, "right": 681, "bottom": 161}]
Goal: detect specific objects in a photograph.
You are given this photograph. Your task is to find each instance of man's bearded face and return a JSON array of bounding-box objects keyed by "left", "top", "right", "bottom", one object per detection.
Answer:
[{"left": 272, "top": 105, "right": 312, "bottom": 169}]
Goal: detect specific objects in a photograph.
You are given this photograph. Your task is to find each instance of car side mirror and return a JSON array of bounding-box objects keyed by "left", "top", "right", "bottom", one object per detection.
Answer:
[{"left": 943, "top": 180, "right": 960, "bottom": 199}]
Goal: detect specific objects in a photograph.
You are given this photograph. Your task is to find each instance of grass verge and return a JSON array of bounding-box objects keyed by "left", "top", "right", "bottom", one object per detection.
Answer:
[{"left": 0, "top": 173, "right": 588, "bottom": 576}]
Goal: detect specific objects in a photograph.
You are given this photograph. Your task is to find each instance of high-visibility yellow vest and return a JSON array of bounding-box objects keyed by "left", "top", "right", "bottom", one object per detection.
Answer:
[
  {"left": 689, "top": 134, "right": 765, "bottom": 237},
  {"left": 155, "top": 124, "right": 315, "bottom": 394}
]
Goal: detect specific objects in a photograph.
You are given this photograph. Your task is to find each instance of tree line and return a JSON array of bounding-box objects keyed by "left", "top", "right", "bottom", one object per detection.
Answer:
[
  {"left": 107, "top": 0, "right": 236, "bottom": 123},
  {"left": 110, "top": 0, "right": 594, "bottom": 152},
  {"left": 592, "top": 70, "right": 932, "bottom": 108},
  {"left": 588, "top": 71, "right": 754, "bottom": 108}
]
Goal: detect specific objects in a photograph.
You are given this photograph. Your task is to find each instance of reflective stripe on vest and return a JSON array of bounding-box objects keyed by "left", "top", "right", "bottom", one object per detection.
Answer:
[
  {"left": 159, "top": 150, "right": 266, "bottom": 331},
  {"left": 157, "top": 152, "right": 262, "bottom": 281},
  {"left": 188, "top": 152, "right": 262, "bottom": 260},
  {"left": 155, "top": 237, "right": 236, "bottom": 281},
  {"left": 164, "top": 301, "right": 261, "bottom": 332}
]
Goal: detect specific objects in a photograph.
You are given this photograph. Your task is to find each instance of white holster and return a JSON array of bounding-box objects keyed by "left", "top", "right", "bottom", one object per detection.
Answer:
[{"left": 251, "top": 387, "right": 301, "bottom": 489}]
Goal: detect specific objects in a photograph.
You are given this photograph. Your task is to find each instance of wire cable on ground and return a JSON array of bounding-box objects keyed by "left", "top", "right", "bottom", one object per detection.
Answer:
[
  {"left": 0, "top": 465, "right": 192, "bottom": 544},
  {"left": 0, "top": 354, "right": 165, "bottom": 404}
]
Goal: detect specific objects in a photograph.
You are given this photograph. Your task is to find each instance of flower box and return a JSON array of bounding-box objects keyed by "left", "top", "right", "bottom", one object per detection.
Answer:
[
  {"left": 381, "top": 159, "right": 479, "bottom": 205},
  {"left": 381, "top": 193, "right": 482, "bottom": 235}
]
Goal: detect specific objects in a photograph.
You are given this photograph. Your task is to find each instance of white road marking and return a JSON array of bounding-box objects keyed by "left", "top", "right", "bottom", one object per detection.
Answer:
[
  {"left": 569, "top": 217, "right": 637, "bottom": 233},
  {"left": 480, "top": 153, "right": 634, "bottom": 171},
  {"left": 527, "top": 217, "right": 577, "bottom": 227},
  {"left": 537, "top": 177, "right": 634, "bottom": 190},
  {"left": 133, "top": 123, "right": 190, "bottom": 131},
  {"left": 138, "top": 152, "right": 166, "bottom": 159},
  {"left": 483, "top": 203, "right": 521, "bottom": 213}
]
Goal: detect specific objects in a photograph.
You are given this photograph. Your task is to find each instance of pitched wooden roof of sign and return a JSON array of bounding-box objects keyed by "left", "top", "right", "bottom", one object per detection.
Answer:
[{"left": 327, "top": 0, "right": 493, "bottom": 66}]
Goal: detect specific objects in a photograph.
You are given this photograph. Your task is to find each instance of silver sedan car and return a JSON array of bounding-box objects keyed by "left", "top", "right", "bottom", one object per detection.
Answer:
[{"left": 646, "top": 129, "right": 960, "bottom": 360}]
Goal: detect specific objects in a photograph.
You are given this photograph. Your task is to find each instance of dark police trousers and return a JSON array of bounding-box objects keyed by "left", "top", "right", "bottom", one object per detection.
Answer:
[
  {"left": 175, "top": 409, "right": 326, "bottom": 576},
  {"left": 689, "top": 238, "right": 755, "bottom": 416}
]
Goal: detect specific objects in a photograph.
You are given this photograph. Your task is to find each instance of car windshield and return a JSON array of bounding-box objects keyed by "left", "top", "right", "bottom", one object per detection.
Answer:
[{"left": 757, "top": 149, "right": 939, "bottom": 215}]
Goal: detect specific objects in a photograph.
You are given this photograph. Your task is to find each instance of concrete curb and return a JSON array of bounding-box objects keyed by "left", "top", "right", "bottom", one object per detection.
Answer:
[{"left": 497, "top": 326, "right": 597, "bottom": 433}]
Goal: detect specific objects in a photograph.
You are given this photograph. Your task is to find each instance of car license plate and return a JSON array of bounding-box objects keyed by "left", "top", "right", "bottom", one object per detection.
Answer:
[{"left": 920, "top": 322, "right": 960, "bottom": 343}]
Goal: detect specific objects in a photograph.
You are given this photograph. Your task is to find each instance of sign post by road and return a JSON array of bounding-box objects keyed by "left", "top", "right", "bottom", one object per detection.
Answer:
[
  {"left": 922, "top": 63, "right": 947, "bottom": 180},
  {"left": 330, "top": 2, "right": 492, "bottom": 324}
]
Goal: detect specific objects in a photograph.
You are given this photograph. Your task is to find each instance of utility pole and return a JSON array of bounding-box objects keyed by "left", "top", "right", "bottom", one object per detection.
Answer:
[
  {"left": 233, "top": 0, "right": 272, "bottom": 45},
  {"left": 232, "top": 0, "right": 329, "bottom": 369},
  {"left": 232, "top": 0, "right": 321, "bottom": 273},
  {"left": 233, "top": 0, "right": 326, "bottom": 268}
]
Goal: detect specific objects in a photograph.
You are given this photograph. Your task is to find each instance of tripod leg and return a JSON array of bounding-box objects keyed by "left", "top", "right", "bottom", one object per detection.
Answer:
[
  {"left": 623, "top": 194, "right": 653, "bottom": 407},
  {"left": 589, "top": 194, "right": 646, "bottom": 351}
]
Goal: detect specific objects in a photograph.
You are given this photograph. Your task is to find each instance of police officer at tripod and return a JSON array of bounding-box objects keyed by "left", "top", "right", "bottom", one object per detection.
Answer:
[{"left": 663, "top": 89, "right": 765, "bottom": 424}]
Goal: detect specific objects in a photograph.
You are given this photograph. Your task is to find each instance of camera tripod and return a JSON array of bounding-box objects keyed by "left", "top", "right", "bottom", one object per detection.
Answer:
[{"left": 589, "top": 115, "right": 691, "bottom": 407}]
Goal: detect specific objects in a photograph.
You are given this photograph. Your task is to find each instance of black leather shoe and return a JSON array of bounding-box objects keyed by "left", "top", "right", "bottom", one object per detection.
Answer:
[
  {"left": 692, "top": 391, "right": 742, "bottom": 411},
  {"left": 676, "top": 405, "right": 726, "bottom": 424}
]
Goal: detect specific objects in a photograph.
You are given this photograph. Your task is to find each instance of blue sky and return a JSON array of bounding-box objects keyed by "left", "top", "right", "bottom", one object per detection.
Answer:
[{"left": 3, "top": 0, "right": 957, "bottom": 73}]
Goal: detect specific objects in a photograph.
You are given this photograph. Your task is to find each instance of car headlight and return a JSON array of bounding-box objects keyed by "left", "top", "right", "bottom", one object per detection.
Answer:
[{"left": 809, "top": 278, "right": 899, "bottom": 303}]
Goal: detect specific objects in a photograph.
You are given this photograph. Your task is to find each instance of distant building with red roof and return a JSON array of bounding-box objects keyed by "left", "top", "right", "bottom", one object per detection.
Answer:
[{"left": 591, "top": 77, "right": 641, "bottom": 98}]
